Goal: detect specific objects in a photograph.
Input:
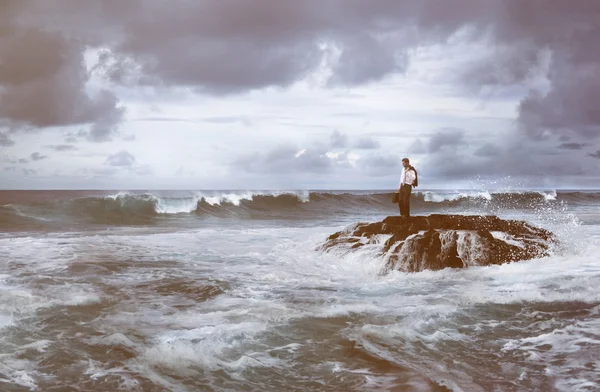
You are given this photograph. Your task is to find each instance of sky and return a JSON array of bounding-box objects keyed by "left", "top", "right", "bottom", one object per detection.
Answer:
[{"left": 1, "top": 0, "right": 599, "bottom": 190}]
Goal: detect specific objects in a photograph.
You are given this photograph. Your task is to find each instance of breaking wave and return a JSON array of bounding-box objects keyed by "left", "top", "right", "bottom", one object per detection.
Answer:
[{"left": 0, "top": 189, "right": 598, "bottom": 227}]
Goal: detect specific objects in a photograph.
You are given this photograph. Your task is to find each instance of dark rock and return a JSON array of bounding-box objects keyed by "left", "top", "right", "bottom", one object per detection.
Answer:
[{"left": 317, "top": 214, "right": 556, "bottom": 273}]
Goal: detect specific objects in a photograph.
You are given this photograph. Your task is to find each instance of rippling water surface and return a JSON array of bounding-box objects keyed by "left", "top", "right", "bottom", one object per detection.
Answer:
[{"left": 1, "top": 189, "right": 599, "bottom": 391}]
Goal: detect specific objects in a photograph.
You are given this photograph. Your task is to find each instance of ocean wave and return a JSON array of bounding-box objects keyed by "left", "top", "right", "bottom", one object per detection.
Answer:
[{"left": 0, "top": 189, "right": 598, "bottom": 227}]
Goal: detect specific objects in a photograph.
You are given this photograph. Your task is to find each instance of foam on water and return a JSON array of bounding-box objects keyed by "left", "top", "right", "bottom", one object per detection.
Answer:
[
  {"left": 0, "top": 202, "right": 599, "bottom": 390},
  {"left": 422, "top": 190, "right": 493, "bottom": 203}
]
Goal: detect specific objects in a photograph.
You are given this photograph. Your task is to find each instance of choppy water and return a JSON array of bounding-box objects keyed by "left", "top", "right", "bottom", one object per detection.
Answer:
[{"left": 1, "top": 189, "right": 599, "bottom": 391}]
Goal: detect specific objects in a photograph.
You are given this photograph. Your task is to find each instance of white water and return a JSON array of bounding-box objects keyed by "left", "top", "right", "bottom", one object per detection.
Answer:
[
  {"left": 0, "top": 213, "right": 599, "bottom": 390},
  {"left": 101, "top": 190, "right": 312, "bottom": 214}
]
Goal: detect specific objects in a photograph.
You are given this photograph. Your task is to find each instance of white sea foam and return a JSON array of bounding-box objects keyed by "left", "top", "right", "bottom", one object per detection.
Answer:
[
  {"left": 421, "top": 190, "right": 493, "bottom": 202},
  {"left": 501, "top": 305, "right": 600, "bottom": 391},
  {"left": 539, "top": 189, "right": 558, "bottom": 201},
  {"left": 85, "top": 333, "right": 137, "bottom": 349},
  {"left": 141, "top": 322, "right": 277, "bottom": 373},
  {"left": 199, "top": 189, "right": 310, "bottom": 206},
  {"left": 0, "top": 204, "right": 598, "bottom": 390},
  {"left": 101, "top": 190, "right": 311, "bottom": 213},
  {"left": 154, "top": 194, "right": 203, "bottom": 214}
]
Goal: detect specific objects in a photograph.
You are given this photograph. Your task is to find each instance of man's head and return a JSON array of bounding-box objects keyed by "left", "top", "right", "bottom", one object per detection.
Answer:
[{"left": 402, "top": 157, "right": 410, "bottom": 168}]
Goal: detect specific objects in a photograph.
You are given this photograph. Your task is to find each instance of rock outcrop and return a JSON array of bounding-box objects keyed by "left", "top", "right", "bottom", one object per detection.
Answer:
[{"left": 319, "top": 214, "right": 556, "bottom": 273}]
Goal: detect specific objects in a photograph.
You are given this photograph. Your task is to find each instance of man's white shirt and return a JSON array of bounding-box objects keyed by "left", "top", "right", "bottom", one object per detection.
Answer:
[{"left": 399, "top": 167, "right": 416, "bottom": 187}]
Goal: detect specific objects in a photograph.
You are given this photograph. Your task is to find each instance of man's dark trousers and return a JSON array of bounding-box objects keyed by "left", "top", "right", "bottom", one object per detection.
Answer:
[{"left": 399, "top": 184, "right": 412, "bottom": 217}]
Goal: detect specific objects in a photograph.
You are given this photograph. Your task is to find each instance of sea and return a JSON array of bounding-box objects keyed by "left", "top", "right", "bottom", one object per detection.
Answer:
[{"left": 0, "top": 189, "right": 599, "bottom": 392}]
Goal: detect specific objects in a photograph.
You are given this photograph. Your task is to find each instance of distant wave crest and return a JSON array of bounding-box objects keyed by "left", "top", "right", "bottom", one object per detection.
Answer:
[{"left": 0, "top": 189, "right": 597, "bottom": 227}]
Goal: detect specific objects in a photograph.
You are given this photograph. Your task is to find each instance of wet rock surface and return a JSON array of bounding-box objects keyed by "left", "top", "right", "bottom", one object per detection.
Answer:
[{"left": 319, "top": 214, "right": 556, "bottom": 273}]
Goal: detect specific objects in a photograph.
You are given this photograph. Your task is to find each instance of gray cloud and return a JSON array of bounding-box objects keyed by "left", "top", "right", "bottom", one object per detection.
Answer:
[
  {"left": 6, "top": 2, "right": 600, "bottom": 128},
  {"left": 418, "top": 130, "right": 591, "bottom": 185},
  {"left": 134, "top": 117, "right": 195, "bottom": 123},
  {"left": 359, "top": 154, "right": 400, "bottom": 176},
  {"left": 473, "top": 143, "right": 501, "bottom": 157},
  {"left": 62, "top": 129, "right": 88, "bottom": 144},
  {"left": 408, "top": 139, "right": 427, "bottom": 154},
  {"left": 558, "top": 143, "right": 587, "bottom": 150},
  {"left": 235, "top": 145, "right": 333, "bottom": 175},
  {"left": 4, "top": 166, "right": 17, "bottom": 172},
  {"left": 0, "top": 132, "right": 15, "bottom": 146},
  {"left": 3, "top": 0, "right": 600, "bottom": 186},
  {"left": 589, "top": 151, "right": 600, "bottom": 160},
  {"left": 0, "top": 12, "right": 125, "bottom": 142},
  {"left": 30, "top": 152, "right": 47, "bottom": 161},
  {"left": 330, "top": 130, "right": 348, "bottom": 148},
  {"left": 47, "top": 144, "right": 78, "bottom": 151},
  {"left": 105, "top": 150, "right": 136, "bottom": 167},
  {"left": 353, "top": 136, "right": 380, "bottom": 150},
  {"left": 428, "top": 128, "right": 467, "bottom": 153},
  {"left": 15, "top": 152, "right": 48, "bottom": 164},
  {"left": 326, "top": 34, "right": 408, "bottom": 86}
]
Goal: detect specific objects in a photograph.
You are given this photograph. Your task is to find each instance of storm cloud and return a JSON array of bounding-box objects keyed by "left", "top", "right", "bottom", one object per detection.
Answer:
[
  {"left": 2, "top": 0, "right": 600, "bottom": 188},
  {"left": 0, "top": 9, "right": 125, "bottom": 141}
]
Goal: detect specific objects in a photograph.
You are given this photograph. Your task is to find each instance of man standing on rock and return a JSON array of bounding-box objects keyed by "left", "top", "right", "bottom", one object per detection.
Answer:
[{"left": 398, "top": 157, "right": 418, "bottom": 217}]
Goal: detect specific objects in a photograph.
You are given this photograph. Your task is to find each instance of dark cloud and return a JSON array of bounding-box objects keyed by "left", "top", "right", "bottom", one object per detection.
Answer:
[
  {"left": 30, "top": 152, "right": 47, "bottom": 161},
  {"left": 4, "top": 166, "right": 17, "bottom": 172},
  {"left": 0, "top": 132, "right": 15, "bottom": 146},
  {"left": 18, "top": 158, "right": 29, "bottom": 164},
  {"left": 428, "top": 128, "right": 467, "bottom": 153},
  {"left": 330, "top": 130, "right": 348, "bottom": 148},
  {"left": 589, "top": 150, "right": 600, "bottom": 160},
  {"left": 353, "top": 137, "right": 380, "bottom": 149},
  {"left": 6, "top": 2, "right": 600, "bottom": 127},
  {"left": 105, "top": 150, "right": 136, "bottom": 167},
  {"left": 0, "top": 12, "right": 125, "bottom": 142},
  {"left": 22, "top": 168, "right": 36, "bottom": 175},
  {"left": 47, "top": 144, "right": 78, "bottom": 151},
  {"left": 326, "top": 34, "right": 408, "bottom": 86},
  {"left": 558, "top": 143, "right": 587, "bottom": 150},
  {"left": 91, "top": 0, "right": 503, "bottom": 93},
  {"left": 419, "top": 131, "right": 590, "bottom": 184},
  {"left": 3, "top": 0, "right": 600, "bottom": 185}
]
